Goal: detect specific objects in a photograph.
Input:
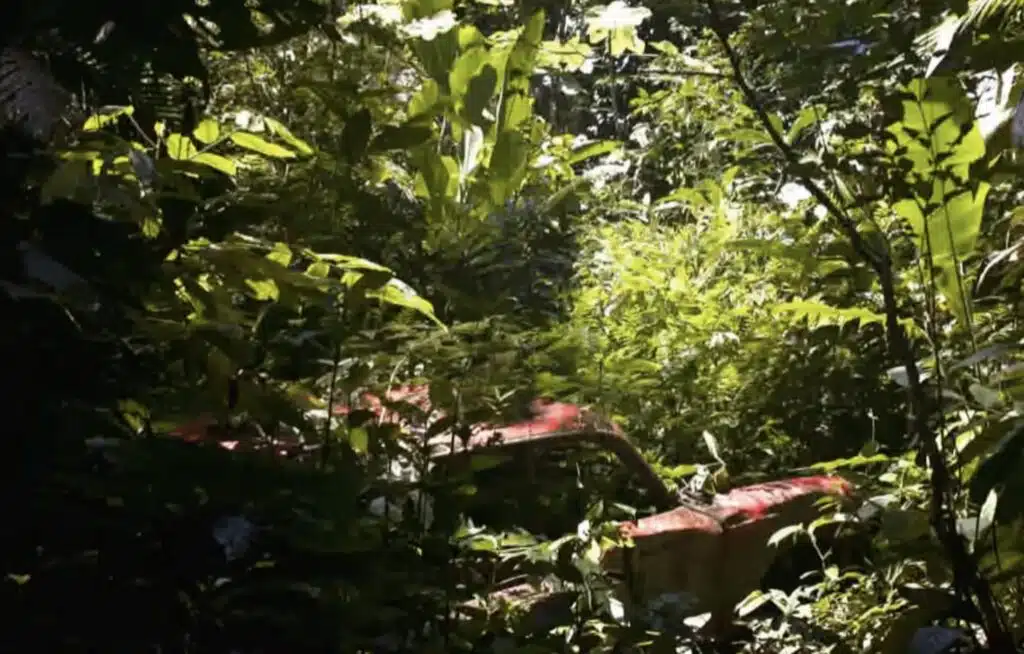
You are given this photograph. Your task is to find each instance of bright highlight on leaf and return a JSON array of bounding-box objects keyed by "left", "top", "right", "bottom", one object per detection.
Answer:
[{"left": 585, "top": 1, "right": 651, "bottom": 56}]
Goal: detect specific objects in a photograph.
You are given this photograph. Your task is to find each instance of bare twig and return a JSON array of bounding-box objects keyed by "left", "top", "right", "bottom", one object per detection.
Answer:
[{"left": 700, "top": 0, "right": 1014, "bottom": 649}]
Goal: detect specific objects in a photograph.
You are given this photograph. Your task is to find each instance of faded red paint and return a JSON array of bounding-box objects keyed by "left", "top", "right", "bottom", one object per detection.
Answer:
[
  {"left": 329, "top": 386, "right": 598, "bottom": 447},
  {"left": 168, "top": 386, "right": 853, "bottom": 637},
  {"left": 712, "top": 476, "right": 852, "bottom": 521},
  {"left": 620, "top": 505, "right": 723, "bottom": 539},
  {"left": 622, "top": 476, "right": 852, "bottom": 540}
]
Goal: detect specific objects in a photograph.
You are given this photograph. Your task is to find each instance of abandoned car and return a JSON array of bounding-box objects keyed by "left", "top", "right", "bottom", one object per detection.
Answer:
[{"left": 169, "top": 386, "right": 854, "bottom": 639}]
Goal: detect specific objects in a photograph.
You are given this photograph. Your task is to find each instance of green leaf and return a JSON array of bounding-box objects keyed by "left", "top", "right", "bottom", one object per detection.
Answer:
[
  {"left": 723, "top": 128, "right": 772, "bottom": 145},
  {"left": 264, "top": 116, "right": 314, "bottom": 156},
  {"left": 765, "top": 112, "right": 784, "bottom": 138},
  {"left": 83, "top": 106, "right": 133, "bottom": 131},
  {"left": 192, "top": 153, "right": 237, "bottom": 176},
  {"left": 449, "top": 45, "right": 487, "bottom": 97},
  {"left": 166, "top": 134, "right": 198, "bottom": 160},
  {"left": 193, "top": 120, "right": 221, "bottom": 144},
  {"left": 774, "top": 298, "right": 888, "bottom": 330},
  {"left": 798, "top": 453, "right": 891, "bottom": 472},
  {"left": 488, "top": 131, "right": 531, "bottom": 205},
  {"left": 141, "top": 216, "right": 162, "bottom": 239},
  {"left": 306, "top": 261, "right": 331, "bottom": 278},
  {"left": 464, "top": 64, "right": 498, "bottom": 126},
  {"left": 568, "top": 140, "right": 619, "bottom": 165},
  {"left": 229, "top": 132, "right": 297, "bottom": 159},
  {"left": 267, "top": 243, "right": 292, "bottom": 267},
  {"left": 348, "top": 427, "right": 369, "bottom": 454},
  {"left": 787, "top": 106, "right": 819, "bottom": 144},
  {"left": 968, "top": 382, "right": 1002, "bottom": 409},
  {"left": 246, "top": 278, "right": 280, "bottom": 301},
  {"left": 410, "top": 13, "right": 461, "bottom": 87},
  {"left": 367, "top": 281, "right": 445, "bottom": 327},
  {"left": 410, "top": 79, "right": 442, "bottom": 119},
  {"left": 585, "top": 2, "right": 650, "bottom": 56},
  {"left": 970, "top": 424, "right": 1024, "bottom": 509}
]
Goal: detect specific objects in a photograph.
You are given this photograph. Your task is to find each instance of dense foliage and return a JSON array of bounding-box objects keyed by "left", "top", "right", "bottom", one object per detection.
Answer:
[{"left": 5, "top": 0, "right": 1024, "bottom": 652}]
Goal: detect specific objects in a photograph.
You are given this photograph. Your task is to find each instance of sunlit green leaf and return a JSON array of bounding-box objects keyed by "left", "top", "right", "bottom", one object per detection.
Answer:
[
  {"left": 166, "top": 134, "right": 198, "bottom": 160},
  {"left": 193, "top": 120, "right": 221, "bottom": 144},
  {"left": 230, "top": 132, "right": 297, "bottom": 159}
]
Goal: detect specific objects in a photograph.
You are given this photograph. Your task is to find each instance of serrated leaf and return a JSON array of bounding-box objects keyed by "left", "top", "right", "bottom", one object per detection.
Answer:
[{"left": 230, "top": 132, "right": 296, "bottom": 159}]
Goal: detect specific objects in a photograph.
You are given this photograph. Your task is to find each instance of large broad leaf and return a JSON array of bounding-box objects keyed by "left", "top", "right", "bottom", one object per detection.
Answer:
[
  {"left": 463, "top": 64, "right": 498, "bottom": 126},
  {"left": 889, "top": 77, "right": 988, "bottom": 328},
  {"left": 488, "top": 131, "right": 531, "bottom": 205},
  {"left": 408, "top": 7, "right": 461, "bottom": 89}
]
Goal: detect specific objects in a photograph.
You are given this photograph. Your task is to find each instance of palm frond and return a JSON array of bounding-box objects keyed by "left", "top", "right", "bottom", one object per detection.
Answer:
[
  {"left": 917, "top": 0, "right": 1024, "bottom": 58},
  {"left": 0, "top": 47, "right": 72, "bottom": 143}
]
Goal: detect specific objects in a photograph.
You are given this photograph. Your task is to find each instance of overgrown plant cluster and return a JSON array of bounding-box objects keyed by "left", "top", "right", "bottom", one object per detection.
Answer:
[{"left": 4, "top": 0, "right": 1024, "bottom": 652}]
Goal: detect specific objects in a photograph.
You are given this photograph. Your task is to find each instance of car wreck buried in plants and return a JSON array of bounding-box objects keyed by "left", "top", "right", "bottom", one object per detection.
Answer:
[{"left": 169, "top": 385, "right": 854, "bottom": 640}]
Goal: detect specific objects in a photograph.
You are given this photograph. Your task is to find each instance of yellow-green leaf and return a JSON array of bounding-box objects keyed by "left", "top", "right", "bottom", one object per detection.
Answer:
[
  {"left": 264, "top": 117, "right": 314, "bottom": 156},
  {"left": 230, "top": 132, "right": 296, "bottom": 159},
  {"left": 306, "top": 261, "right": 331, "bottom": 278},
  {"left": 141, "top": 216, "right": 162, "bottom": 239},
  {"left": 246, "top": 278, "right": 280, "bottom": 301},
  {"left": 83, "top": 106, "right": 133, "bottom": 131},
  {"left": 192, "top": 153, "right": 237, "bottom": 176},
  {"left": 348, "top": 427, "right": 369, "bottom": 454},
  {"left": 267, "top": 242, "right": 292, "bottom": 267},
  {"left": 193, "top": 119, "right": 221, "bottom": 144},
  {"left": 166, "top": 134, "right": 198, "bottom": 160}
]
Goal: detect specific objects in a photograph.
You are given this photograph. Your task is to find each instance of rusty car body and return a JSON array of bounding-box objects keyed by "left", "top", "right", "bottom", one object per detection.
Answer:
[{"left": 170, "top": 386, "right": 854, "bottom": 637}]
